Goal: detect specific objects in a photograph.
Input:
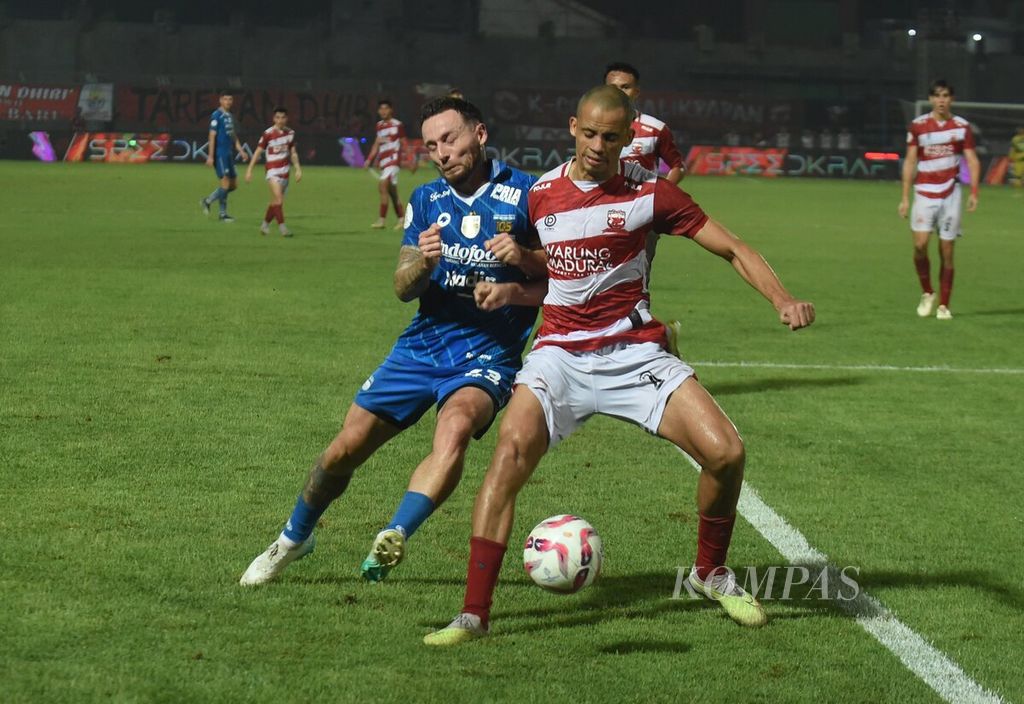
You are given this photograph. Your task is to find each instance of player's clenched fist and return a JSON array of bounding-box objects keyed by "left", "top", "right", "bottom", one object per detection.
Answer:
[
  {"left": 474, "top": 281, "right": 510, "bottom": 312},
  {"left": 418, "top": 224, "right": 443, "bottom": 265},
  {"left": 485, "top": 233, "right": 522, "bottom": 266},
  {"left": 778, "top": 299, "right": 815, "bottom": 330}
]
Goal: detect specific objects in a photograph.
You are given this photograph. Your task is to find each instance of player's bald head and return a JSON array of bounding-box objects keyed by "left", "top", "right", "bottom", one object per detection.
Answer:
[{"left": 576, "top": 85, "right": 632, "bottom": 128}]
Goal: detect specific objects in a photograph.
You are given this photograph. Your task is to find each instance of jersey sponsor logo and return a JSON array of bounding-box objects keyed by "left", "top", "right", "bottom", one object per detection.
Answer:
[
  {"left": 490, "top": 183, "right": 522, "bottom": 205},
  {"left": 543, "top": 214, "right": 557, "bottom": 227},
  {"left": 437, "top": 212, "right": 452, "bottom": 228},
  {"left": 606, "top": 209, "right": 626, "bottom": 229},
  {"left": 444, "top": 269, "right": 497, "bottom": 288},
  {"left": 404, "top": 203, "right": 414, "bottom": 228},
  {"left": 922, "top": 144, "right": 955, "bottom": 158},
  {"left": 461, "top": 213, "right": 481, "bottom": 238},
  {"left": 546, "top": 243, "right": 613, "bottom": 276},
  {"left": 441, "top": 241, "right": 500, "bottom": 265},
  {"left": 429, "top": 189, "right": 450, "bottom": 202},
  {"left": 530, "top": 180, "right": 552, "bottom": 192}
]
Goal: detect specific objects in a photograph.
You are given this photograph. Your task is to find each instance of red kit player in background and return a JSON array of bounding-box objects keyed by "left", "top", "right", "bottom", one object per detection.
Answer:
[
  {"left": 898, "top": 80, "right": 980, "bottom": 320},
  {"left": 365, "top": 99, "right": 414, "bottom": 230},
  {"left": 246, "top": 107, "right": 302, "bottom": 237}
]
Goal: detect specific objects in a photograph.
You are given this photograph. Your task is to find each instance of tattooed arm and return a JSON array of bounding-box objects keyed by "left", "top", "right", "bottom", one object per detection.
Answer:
[{"left": 394, "top": 224, "right": 441, "bottom": 302}]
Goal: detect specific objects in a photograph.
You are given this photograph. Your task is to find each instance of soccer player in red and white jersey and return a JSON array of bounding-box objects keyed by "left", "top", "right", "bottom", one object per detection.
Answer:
[
  {"left": 365, "top": 99, "right": 412, "bottom": 230},
  {"left": 898, "top": 80, "right": 980, "bottom": 320},
  {"left": 425, "top": 86, "right": 815, "bottom": 646},
  {"left": 605, "top": 62, "right": 685, "bottom": 184},
  {"left": 245, "top": 106, "right": 302, "bottom": 237}
]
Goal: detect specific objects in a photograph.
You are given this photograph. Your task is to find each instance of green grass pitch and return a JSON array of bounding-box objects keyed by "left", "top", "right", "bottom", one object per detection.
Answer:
[{"left": 1, "top": 162, "right": 1022, "bottom": 703}]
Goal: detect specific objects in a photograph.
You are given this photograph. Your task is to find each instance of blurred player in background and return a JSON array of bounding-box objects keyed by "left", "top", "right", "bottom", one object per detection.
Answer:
[
  {"left": 365, "top": 99, "right": 413, "bottom": 229},
  {"left": 899, "top": 80, "right": 980, "bottom": 320},
  {"left": 424, "top": 86, "right": 815, "bottom": 646},
  {"left": 1009, "top": 125, "right": 1024, "bottom": 188},
  {"left": 201, "top": 91, "right": 248, "bottom": 223},
  {"left": 240, "top": 96, "right": 547, "bottom": 587},
  {"left": 605, "top": 62, "right": 685, "bottom": 185},
  {"left": 606, "top": 61, "right": 687, "bottom": 351},
  {"left": 245, "top": 107, "right": 302, "bottom": 237}
]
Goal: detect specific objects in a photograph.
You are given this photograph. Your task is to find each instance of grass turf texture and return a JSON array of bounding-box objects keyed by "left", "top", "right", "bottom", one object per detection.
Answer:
[{"left": 2, "top": 162, "right": 1022, "bottom": 703}]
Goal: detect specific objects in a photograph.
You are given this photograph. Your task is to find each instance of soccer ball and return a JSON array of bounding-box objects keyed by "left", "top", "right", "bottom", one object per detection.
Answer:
[{"left": 523, "top": 515, "right": 603, "bottom": 593}]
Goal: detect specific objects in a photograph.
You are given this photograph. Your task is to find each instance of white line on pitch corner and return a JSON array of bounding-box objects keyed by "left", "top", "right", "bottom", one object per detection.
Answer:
[
  {"left": 678, "top": 450, "right": 1004, "bottom": 704},
  {"left": 691, "top": 360, "right": 1024, "bottom": 376}
]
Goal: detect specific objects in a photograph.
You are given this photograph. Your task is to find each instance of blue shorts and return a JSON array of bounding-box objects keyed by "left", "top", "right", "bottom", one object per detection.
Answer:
[
  {"left": 354, "top": 354, "right": 518, "bottom": 438},
  {"left": 214, "top": 152, "right": 237, "bottom": 179}
]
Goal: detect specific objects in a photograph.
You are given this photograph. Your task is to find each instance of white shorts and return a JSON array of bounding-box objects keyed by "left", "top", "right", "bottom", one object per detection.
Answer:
[
  {"left": 379, "top": 165, "right": 400, "bottom": 185},
  {"left": 515, "top": 341, "right": 695, "bottom": 448},
  {"left": 910, "top": 184, "right": 962, "bottom": 240},
  {"left": 266, "top": 175, "right": 289, "bottom": 193}
]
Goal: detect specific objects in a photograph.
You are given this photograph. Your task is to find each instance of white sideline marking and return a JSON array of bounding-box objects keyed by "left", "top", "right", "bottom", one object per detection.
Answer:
[
  {"left": 679, "top": 451, "right": 1004, "bottom": 703},
  {"left": 692, "top": 360, "right": 1024, "bottom": 376}
]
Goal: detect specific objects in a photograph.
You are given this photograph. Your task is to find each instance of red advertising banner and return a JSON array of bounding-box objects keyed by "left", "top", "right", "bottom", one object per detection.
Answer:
[
  {"left": 0, "top": 84, "right": 80, "bottom": 122},
  {"left": 116, "top": 86, "right": 387, "bottom": 135}
]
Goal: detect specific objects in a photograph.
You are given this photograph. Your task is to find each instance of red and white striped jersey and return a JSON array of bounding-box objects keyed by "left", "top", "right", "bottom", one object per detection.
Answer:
[
  {"left": 257, "top": 126, "right": 295, "bottom": 179},
  {"left": 529, "top": 160, "right": 708, "bottom": 353},
  {"left": 620, "top": 112, "right": 684, "bottom": 174},
  {"left": 375, "top": 118, "right": 406, "bottom": 170},
  {"left": 907, "top": 114, "right": 975, "bottom": 199}
]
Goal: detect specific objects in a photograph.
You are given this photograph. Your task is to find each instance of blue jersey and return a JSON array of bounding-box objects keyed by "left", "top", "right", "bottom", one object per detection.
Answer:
[
  {"left": 392, "top": 160, "right": 539, "bottom": 369},
  {"left": 209, "top": 108, "right": 236, "bottom": 156}
]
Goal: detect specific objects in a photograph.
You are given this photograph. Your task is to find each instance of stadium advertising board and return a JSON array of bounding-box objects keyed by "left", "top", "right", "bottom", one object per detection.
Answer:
[
  {"left": 117, "top": 86, "right": 385, "bottom": 134},
  {"left": 685, "top": 145, "right": 902, "bottom": 179},
  {"left": 489, "top": 89, "right": 797, "bottom": 134},
  {"left": 0, "top": 84, "right": 80, "bottom": 122}
]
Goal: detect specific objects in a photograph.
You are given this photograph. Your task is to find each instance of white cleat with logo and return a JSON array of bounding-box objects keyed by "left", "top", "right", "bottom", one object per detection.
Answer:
[
  {"left": 917, "top": 292, "right": 937, "bottom": 317},
  {"left": 239, "top": 534, "right": 316, "bottom": 586}
]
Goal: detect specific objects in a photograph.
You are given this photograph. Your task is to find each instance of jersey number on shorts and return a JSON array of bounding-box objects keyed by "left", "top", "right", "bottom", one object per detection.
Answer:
[{"left": 464, "top": 368, "right": 503, "bottom": 386}]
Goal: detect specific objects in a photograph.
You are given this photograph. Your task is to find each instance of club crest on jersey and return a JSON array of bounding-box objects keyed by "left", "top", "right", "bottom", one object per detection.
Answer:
[
  {"left": 461, "top": 213, "right": 481, "bottom": 238},
  {"left": 606, "top": 209, "right": 626, "bottom": 229}
]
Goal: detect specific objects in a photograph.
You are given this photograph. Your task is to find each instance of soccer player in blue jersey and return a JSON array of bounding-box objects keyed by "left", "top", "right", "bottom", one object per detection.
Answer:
[
  {"left": 241, "top": 96, "right": 547, "bottom": 586},
  {"left": 201, "top": 91, "right": 248, "bottom": 223}
]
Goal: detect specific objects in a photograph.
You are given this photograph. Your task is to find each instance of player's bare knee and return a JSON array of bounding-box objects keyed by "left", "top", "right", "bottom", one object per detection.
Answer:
[{"left": 702, "top": 436, "right": 745, "bottom": 476}]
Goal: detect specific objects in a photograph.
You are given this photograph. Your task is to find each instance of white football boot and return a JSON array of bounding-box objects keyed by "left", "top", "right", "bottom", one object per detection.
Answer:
[
  {"left": 239, "top": 534, "right": 316, "bottom": 586},
  {"left": 917, "top": 292, "right": 937, "bottom": 317}
]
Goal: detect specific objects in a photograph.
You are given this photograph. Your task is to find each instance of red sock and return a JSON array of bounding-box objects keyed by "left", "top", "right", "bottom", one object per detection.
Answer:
[
  {"left": 462, "top": 536, "right": 507, "bottom": 627},
  {"left": 379, "top": 203, "right": 388, "bottom": 218},
  {"left": 274, "top": 205, "right": 285, "bottom": 224},
  {"left": 263, "top": 206, "right": 274, "bottom": 224},
  {"left": 695, "top": 513, "right": 736, "bottom": 581},
  {"left": 914, "top": 256, "right": 933, "bottom": 294},
  {"left": 939, "top": 267, "right": 954, "bottom": 307}
]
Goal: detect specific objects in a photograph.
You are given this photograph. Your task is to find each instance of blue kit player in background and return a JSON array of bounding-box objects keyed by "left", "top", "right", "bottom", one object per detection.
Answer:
[
  {"left": 241, "top": 96, "right": 547, "bottom": 586},
  {"left": 201, "top": 91, "right": 248, "bottom": 222}
]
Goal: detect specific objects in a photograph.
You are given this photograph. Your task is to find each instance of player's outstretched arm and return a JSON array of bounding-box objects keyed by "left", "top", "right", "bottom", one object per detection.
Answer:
[
  {"left": 693, "top": 219, "right": 815, "bottom": 331},
  {"left": 474, "top": 280, "right": 548, "bottom": 311},
  {"left": 899, "top": 145, "right": 918, "bottom": 217},
  {"left": 394, "top": 225, "right": 442, "bottom": 302},
  {"left": 245, "top": 146, "right": 263, "bottom": 182}
]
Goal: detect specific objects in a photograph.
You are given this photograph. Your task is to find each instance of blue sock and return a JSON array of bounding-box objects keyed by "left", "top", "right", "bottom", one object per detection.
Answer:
[
  {"left": 219, "top": 191, "right": 229, "bottom": 215},
  {"left": 207, "top": 187, "right": 225, "bottom": 204},
  {"left": 281, "top": 495, "right": 324, "bottom": 543},
  {"left": 385, "top": 491, "right": 436, "bottom": 538}
]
